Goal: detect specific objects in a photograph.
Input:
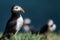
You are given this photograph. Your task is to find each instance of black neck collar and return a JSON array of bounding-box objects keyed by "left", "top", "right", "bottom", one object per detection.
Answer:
[{"left": 11, "top": 12, "right": 21, "bottom": 19}]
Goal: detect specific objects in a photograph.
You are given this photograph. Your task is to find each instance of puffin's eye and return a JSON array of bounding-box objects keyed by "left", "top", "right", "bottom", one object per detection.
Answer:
[
  {"left": 16, "top": 7, "right": 18, "bottom": 9},
  {"left": 50, "top": 25, "right": 53, "bottom": 27}
]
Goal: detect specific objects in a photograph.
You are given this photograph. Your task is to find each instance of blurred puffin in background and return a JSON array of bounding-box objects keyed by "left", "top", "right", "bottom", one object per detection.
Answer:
[
  {"left": 39, "top": 19, "right": 56, "bottom": 38},
  {"left": 0, "top": 5, "right": 25, "bottom": 40},
  {"left": 23, "top": 18, "right": 35, "bottom": 34},
  {"left": 39, "top": 19, "right": 56, "bottom": 34}
]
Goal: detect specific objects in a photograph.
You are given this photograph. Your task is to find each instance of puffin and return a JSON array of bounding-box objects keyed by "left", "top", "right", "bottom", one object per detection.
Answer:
[
  {"left": 23, "top": 18, "right": 35, "bottom": 34},
  {"left": 39, "top": 19, "right": 56, "bottom": 34},
  {"left": 0, "top": 5, "right": 25, "bottom": 40},
  {"left": 38, "top": 19, "right": 56, "bottom": 38}
]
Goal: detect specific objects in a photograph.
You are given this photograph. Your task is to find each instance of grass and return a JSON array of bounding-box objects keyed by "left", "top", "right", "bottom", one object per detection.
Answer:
[{"left": 0, "top": 32, "right": 60, "bottom": 40}]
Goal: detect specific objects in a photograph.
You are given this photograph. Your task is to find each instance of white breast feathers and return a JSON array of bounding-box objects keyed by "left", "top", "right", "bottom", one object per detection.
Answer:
[{"left": 16, "top": 15, "right": 23, "bottom": 34}]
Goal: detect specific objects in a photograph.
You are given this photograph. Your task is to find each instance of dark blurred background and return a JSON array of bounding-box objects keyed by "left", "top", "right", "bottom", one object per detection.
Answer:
[{"left": 0, "top": 0, "right": 60, "bottom": 32}]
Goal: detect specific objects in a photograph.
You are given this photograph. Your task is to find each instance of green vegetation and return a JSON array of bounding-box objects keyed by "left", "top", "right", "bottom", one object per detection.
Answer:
[{"left": 0, "top": 32, "right": 60, "bottom": 40}]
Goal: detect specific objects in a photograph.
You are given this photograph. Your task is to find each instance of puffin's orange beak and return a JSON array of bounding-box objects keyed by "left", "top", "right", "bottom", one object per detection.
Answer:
[{"left": 20, "top": 8, "right": 25, "bottom": 13}]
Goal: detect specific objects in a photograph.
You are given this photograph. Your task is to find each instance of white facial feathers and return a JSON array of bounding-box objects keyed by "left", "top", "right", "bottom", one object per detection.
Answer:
[
  {"left": 24, "top": 18, "right": 31, "bottom": 24},
  {"left": 13, "top": 6, "right": 22, "bottom": 11},
  {"left": 48, "top": 19, "right": 54, "bottom": 26},
  {"left": 48, "top": 19, "right": 56, "bottom": 31},
  {"left": 49, "top": 24, "right": 56, "bottom": 31}
]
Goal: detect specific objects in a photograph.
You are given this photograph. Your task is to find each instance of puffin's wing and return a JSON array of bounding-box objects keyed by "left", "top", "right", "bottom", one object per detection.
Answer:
[
  {"left": 39, "top": 24, "right": 48, "bottom": 34},
  {"left": 3, "top": 20, "right": 17, "bottom": 35}
]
